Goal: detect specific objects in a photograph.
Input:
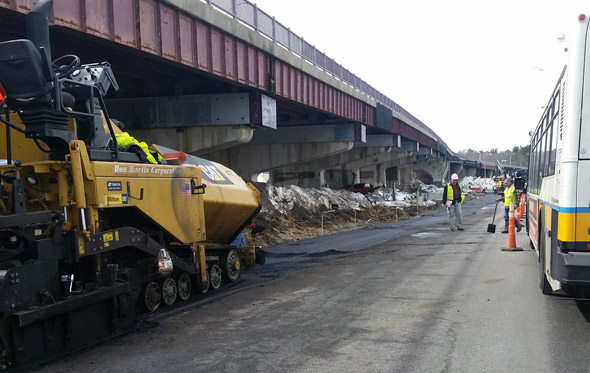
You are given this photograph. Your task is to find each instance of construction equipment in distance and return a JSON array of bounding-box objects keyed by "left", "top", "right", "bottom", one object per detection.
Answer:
[{"left": 0, "top": 0, "right": 264, "bottom": 369}]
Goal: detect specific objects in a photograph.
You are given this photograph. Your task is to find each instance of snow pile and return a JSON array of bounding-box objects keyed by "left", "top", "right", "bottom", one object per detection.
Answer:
[
  {"left": 263, "top": 185, "right": 370, "bottom": 216},
  {"left": 423, "top": 200, "right": 437, "bottom": 207},
  {"left": 401, "top": 179, "right": 442, "bottom": 194},
  {"left": 260, "top": 181, "right": 445, "bottom": 219},
  {"left": 366, "top": 186, "right": 439, "bottom": 208},
  {"left": 366, "top": 188, "right": 411, "bottom": 208},
  {"left": 460, "top": 177, "right": 495, "bottom": 193}
]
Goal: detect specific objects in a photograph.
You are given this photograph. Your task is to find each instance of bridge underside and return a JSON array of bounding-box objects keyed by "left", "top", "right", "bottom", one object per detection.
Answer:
[{"left": 0, "top": 2, "right": 480, "bottom": 189}]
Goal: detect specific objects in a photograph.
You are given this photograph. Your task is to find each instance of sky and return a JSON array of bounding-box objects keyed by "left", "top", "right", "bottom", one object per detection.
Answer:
[{"left": 247, "top": 0, "right": 587, "bottom": 152}]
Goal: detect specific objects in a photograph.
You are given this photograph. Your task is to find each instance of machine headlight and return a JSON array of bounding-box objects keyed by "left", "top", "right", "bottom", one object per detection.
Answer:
[{"left": 26, "top": 175, "right": 38, "bottom": 185}]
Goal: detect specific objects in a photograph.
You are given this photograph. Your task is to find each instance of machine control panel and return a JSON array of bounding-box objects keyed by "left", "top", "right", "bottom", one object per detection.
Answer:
[{"left": 70, "top": 63, "right": 119, "bottom": 96}]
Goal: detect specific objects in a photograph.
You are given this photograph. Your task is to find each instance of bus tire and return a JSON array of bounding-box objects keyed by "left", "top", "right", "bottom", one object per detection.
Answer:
[{"left": 539, "top": 224, "right": 553, "bottom": 295}]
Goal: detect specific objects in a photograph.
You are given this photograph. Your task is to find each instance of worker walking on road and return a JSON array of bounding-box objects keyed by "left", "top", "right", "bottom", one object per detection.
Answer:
[
  {"left": 442, "top": 173, "right": 464, "bottom": 231},
  {"left": 498, "top": 177, "right": 521, "bottom": 233}
]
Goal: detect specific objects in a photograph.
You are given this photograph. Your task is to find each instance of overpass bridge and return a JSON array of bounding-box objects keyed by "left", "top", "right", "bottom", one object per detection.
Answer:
[{"left": 0, "top": 0, "right": 490, "bottom": 187}]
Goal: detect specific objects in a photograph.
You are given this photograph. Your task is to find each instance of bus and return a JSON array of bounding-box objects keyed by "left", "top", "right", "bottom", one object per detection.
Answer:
[{"left": 528, "top": 13, "right": 590, "bottom": 295}]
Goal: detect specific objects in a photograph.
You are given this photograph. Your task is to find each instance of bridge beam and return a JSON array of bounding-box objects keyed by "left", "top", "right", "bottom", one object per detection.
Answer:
[
  {"left": 250, "top": 123, "right": 365, "bottom": 144},
  {"left": 107, "top": 93, "right": 277, "bottom": 129},
  {"left": 131, "top": 126, "right": 255, "bottom": 155},
  {"left": 205, "top": 141, "right": 354, "bottom": 180},
  {"left": 401, "top": 139, "right": 419, "bottom": 152},
  {"left": 354, "top": 134, "right": 400, "bottom": 148}
]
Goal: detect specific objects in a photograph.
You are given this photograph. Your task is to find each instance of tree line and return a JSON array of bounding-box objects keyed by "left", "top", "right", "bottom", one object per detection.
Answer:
[{"left": 457, "top": 145, "right": 530, "bottom": 167}]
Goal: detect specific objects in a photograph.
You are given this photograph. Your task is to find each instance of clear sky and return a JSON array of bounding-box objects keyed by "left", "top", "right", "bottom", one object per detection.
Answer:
[{"left": 247, "top": 0, "right": 587, "bottom": 152}]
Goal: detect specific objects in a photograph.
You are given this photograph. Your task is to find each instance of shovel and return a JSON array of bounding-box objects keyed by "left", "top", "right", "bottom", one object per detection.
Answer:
[{"left": 487, "top": 200, "right": 499, "bottom": 233}]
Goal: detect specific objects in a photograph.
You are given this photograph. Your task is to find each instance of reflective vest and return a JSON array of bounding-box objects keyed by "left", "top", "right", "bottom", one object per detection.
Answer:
[
  {"left": 446, "top": 183, "right": 464, "bottom": 204},
  {"left": 114, "top": 132, "right": 162, "bottom": 165},
  {"left": 503, "top": 184, "right": 515, "bottom": 207}
]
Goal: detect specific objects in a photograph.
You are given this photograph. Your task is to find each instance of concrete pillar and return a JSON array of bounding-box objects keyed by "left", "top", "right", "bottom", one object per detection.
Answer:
[
  {"left": 376, "top": 163, "right": 387, "bottom": 186},
  {"left": 399, "top": 166, "right": 413, "bottom": 184},
  {"left": 353, "top": 169, "right": 361, "bottom": 184},
  {"left": 464, "top": 167, "right": 477, "bottom": 177},
  {"left": 319, "top": 169, "right": 327, "bottom": 187},
  {"left": 269, "top": 146, "right": 397, "bottom": 188}
]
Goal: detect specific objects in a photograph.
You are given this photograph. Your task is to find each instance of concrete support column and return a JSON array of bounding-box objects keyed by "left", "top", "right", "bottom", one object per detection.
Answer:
[
  {"left": 319, "top": 169, "right": 326, "bottom": 187},
  {"left": 376, "top": 163, "right": 387, "bottom": 186},
  {"left": 353, "top": 169, "right": 361, "bottom": 184},
  {"left": 399, "top": 166, "right": 413, "bottom": 184},
  {"left": 269, "top": 146, "right": 397, "bottom": 188}
]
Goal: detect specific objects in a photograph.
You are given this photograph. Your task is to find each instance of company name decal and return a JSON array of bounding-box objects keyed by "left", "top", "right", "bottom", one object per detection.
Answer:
[{"left": 114, "top": 164, "right": 174, "bottom": 175}]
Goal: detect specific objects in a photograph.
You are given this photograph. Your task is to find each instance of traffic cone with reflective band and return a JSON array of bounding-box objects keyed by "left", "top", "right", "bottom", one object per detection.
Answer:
[{"left": 502, "top": 202, "right": 523, "bottom": 251}]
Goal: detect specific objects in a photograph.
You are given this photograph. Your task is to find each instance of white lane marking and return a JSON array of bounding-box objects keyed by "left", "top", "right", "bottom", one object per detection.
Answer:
[{"left": 411, "top": 232, "right": 440, "bottom": 238}]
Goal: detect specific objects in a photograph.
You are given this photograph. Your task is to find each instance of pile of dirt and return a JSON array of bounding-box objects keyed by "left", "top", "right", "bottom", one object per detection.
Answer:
[{"left": 246, "top": 183, "right": 445, "bottom": 247}]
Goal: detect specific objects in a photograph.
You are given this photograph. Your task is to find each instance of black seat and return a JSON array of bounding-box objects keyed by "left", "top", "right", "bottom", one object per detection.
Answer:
[{"left": 0, "top": 39, "right": 51, "bottom": 105}]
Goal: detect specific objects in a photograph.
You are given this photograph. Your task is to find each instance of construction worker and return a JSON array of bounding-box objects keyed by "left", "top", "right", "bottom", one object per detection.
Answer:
[
  {"left": 114, "top": 132, "right": 163, "bottom": 164},
  {"left": 498, "top": 177, "right": 521, "bottom": 233},
  {"left": 442, "top": 173, "right": 464, "bottom": 231}
]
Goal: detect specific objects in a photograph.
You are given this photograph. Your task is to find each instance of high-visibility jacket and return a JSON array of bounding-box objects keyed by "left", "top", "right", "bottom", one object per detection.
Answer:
[
  {"left": 503, "top": 184, "right": 515, "bottom": 207},
  {"left": 115, "top": 132, "right": 162, "bottom": 164},
  {"left": 444, "top": 183, "right": 464, "bottom": 204}
]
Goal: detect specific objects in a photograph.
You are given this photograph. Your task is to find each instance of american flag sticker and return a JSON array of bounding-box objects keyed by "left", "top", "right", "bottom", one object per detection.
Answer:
[{"left": 180, "top": 182, "right": 191, "bottom": 197}]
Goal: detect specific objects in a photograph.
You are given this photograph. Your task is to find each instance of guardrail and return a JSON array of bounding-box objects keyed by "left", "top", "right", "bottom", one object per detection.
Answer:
[{"left": 205, "top": 0, "right": 432, "bottom": 132}]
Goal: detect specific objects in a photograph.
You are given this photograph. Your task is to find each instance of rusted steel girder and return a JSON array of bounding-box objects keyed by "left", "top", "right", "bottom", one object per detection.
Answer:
[{"left": 0, "top": 0, "right": 373, "bottom": 126}]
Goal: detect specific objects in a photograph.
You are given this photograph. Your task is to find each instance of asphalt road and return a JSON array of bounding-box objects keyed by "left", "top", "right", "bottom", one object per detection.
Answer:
[{"left": 41, "top": 194, "right": 590, "bottom": 373}]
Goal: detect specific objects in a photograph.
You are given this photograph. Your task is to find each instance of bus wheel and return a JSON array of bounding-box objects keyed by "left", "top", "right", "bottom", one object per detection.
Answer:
[{"left": 539, "top": 227, "right": 553, "bottom": 295}]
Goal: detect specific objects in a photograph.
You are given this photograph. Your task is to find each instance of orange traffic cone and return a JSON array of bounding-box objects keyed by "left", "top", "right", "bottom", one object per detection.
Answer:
[{"left": 502, "top": 202, "right": 523, "bottom": 251}]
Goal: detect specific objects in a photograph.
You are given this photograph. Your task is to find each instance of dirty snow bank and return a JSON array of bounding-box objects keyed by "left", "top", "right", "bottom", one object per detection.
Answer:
[
  {"left": 263, "top": 185, "right": 370, "bottom": 216},
  {"left": 460, "top": 177, "right": 495, "bottom": 193},
  {"left": 262, "top": 182, "right": 440, "bottom": 216},
  {"left": 250, "top": 180, "right": 479, "bottom": 247}
]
